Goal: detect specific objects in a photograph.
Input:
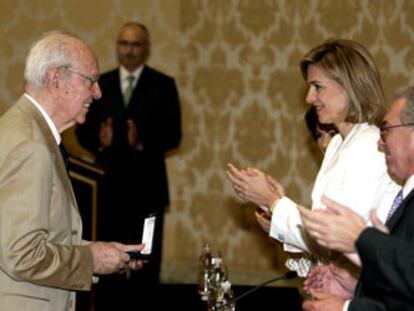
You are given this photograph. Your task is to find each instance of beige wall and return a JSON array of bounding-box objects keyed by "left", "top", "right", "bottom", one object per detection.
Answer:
[{"left": 1, "top": 0, "right": 414, "bottom": 285}]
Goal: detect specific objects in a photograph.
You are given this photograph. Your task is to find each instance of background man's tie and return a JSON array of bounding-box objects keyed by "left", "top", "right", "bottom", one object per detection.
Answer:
[{"left": 123, "top": 75, "right": 135, "bottom": 106}]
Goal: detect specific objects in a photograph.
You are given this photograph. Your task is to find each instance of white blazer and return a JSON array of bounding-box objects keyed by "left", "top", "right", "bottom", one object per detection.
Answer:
[{"left": 270, "top": 123, "right": 401, "bottom": 253}]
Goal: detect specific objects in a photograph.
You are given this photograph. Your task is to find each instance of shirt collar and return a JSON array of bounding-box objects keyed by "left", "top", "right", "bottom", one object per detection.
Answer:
[
  {"left": 120, "top": 65, "right": 144, "bottom": 82},
  {"left": 403, "top": 174, "right": 414, "bottom": 198},
  {"left": 24, "top": 93, "right": 61, "bottom": 145}
]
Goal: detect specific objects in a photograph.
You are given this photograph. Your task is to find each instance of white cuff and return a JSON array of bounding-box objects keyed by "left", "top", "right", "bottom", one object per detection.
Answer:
[
  {"left": 269, "top": 197, "right": 309, "bottom": 251},
  {"left": 283, "top": 243, "right": 303, "bottom": 253},
  {"left": 342, "top": 299, "right": 351, "bottom": 311}
]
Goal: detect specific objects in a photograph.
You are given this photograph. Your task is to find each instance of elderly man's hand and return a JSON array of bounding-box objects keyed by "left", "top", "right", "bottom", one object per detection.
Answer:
[{"left": 90, "top": 242, "right": 144, "bottom": 275}]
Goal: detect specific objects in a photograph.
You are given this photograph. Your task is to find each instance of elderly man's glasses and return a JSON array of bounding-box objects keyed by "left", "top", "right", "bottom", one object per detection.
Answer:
[
  {"left": 380, "top": 123, "right": 414, "bottom": 140},
  {"left": 66, "top": 67, "right": 98, "bottom": 89}
]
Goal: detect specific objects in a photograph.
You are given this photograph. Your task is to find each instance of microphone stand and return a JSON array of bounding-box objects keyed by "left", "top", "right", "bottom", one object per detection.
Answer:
[{"left": 229, "top": 271, "right": 298, "bottom": 306}]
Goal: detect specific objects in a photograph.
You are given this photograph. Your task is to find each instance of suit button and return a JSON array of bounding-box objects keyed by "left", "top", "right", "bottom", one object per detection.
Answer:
[{"left": 71, "top": 230, "right": 78, "bottom": 235}]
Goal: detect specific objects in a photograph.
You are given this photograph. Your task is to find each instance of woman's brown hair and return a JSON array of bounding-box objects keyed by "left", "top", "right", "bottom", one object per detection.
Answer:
[{"left": 300, "top": 39, "right": 385, "bottom": 126}]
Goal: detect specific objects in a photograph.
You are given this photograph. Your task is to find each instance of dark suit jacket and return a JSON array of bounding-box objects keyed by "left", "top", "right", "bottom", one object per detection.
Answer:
[
  {"left": 349, "top": 187, "right": 414, "bottom": 311},
  {"left": 76, "top": 65, "right": 181, "bottom": 213}
]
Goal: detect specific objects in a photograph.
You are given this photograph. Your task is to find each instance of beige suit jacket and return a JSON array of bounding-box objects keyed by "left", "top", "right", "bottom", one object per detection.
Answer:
[{"left": 0, "top": 96, "right": 93, "bottom": 310}]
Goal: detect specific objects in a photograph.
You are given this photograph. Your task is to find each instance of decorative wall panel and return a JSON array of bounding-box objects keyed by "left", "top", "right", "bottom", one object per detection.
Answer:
[{"left": 0, "top": 0, "right": 413, "bottom": 285}]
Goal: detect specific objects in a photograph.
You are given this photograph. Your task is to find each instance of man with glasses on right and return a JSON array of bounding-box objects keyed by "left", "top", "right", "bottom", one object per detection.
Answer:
[{"left": 300, "top": 85, "right": 414, "bottom": 310}]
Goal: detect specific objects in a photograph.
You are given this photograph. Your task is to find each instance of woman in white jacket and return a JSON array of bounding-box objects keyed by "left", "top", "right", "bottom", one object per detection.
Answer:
[{"left": 227, "top": 39, "right": 401, "bottom": 277}]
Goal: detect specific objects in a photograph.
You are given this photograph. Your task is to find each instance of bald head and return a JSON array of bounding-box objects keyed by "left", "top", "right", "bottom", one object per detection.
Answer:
[
  {"left": 119, "top": 22, "right": 150, "bottom": 44},
  {"left": 116, "top": 23, "right": 151, "bottom": 72}
]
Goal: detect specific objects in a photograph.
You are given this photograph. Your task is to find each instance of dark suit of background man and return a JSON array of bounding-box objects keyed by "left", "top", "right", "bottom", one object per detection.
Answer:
[{"left": 76, "top": 22, "right": 181, "bottom": 309}]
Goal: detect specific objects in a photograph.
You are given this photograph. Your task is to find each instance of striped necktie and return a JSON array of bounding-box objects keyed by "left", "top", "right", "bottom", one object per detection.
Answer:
[
  {"left": 123, "top": 75, "right": 135, "bottom": 106},
  {"left": 386, "top": 190, "right": 403, "bottom": 222}
]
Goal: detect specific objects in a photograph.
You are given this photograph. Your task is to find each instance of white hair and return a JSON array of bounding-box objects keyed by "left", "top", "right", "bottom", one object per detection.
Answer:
[
  {"left": 394, "top": 85, "right": 414, "bottom": 124},
  {"left": 24, "top": 31, "right": 81, "bottom": 88}
]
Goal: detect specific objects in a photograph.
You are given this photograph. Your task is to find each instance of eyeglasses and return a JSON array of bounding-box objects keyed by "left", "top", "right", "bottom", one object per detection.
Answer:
[
  {"left": 117, "top": 40, "right": 146, "bottom": 49},
  {"left": 66, "top": 68, "right": 98, "bottom": 89},
  {"left": 379, "top": 123, "right": 414, "bottom": 140}
]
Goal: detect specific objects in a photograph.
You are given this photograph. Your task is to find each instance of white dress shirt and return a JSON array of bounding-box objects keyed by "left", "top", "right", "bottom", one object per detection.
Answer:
[
  {"left": 24, "top": 93, "right": 61, "bottom": 145},
  {"left": 119, "top": 65, "right": 144, "bottom": 93}
]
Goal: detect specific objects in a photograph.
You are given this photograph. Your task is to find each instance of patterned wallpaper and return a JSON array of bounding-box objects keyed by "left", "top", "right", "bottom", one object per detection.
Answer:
[{"left": 1, "top": 0, "right": 414, "bottom": 285}]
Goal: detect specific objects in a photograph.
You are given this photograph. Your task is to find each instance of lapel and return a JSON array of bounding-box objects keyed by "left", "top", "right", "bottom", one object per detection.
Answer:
[
  {"left": 128, "top": 65, "right": 149, "bottom": 108},
  {"left": 387, "top": 188, "right": 414, "bottom": 231},
  {"left": 17, "top": 96, "right": 78, "bottom": 210},
  {"left": 320, "top": 124, "right": 365, "bottom": 174},
  {"left": 112, "top": 68, "right": 125, "bottom": 107}
]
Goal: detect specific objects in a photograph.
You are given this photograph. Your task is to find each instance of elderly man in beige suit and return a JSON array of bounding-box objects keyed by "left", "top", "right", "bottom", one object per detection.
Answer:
[{"left": 0, "top": 31, "right": 145, "bottom": 310}]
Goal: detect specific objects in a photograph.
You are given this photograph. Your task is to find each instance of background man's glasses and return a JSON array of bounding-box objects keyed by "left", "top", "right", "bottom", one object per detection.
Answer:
[{"left": 117, "top": 40, "right": 145, "bottom": 49}]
